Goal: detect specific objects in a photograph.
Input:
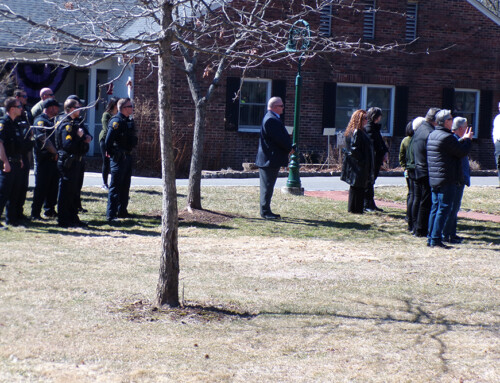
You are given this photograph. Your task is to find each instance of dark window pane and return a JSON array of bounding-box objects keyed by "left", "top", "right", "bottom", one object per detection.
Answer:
[
  {"left": 367, "top": 87, "right": 392, "bottom": 134},
  {"left": 335, "top": 86, "right": 361, "bottom": 130}
]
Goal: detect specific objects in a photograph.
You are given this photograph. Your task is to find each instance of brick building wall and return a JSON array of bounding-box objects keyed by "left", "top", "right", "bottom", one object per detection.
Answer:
[{"left": 133, "top": 0, "right": 500, "bottom": 176}]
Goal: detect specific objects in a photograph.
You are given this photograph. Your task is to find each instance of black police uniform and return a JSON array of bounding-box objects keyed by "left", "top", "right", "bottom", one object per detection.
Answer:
[
  {"left": 31, "top": 113, "right": 60, "bottom": 218},
  {"left": 105, "top": 112, "right": 138, "bottom": 220},
  {"left": 55, "top": 115, "right": 86, "bottom": 227},
  {"left": 15, "top": 106, "right": 34, "bottom": 220},
  {"left": 74, "top": 115, "right": 92, "bottom": 212},
  {"left": 0, "top": 115, "right": 24, "bottom": 226}
]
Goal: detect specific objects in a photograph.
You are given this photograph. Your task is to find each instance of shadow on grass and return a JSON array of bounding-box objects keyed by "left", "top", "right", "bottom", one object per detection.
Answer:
[
  {"left": 281, "top": 217, "right": 372, "bottom": 231},
  {"left": 133, "top": 189, "right": 186, "bottom": 198},
  {"left": 458, "top": 221, "right": 500, "bottom": 245},
  {"left": 179, "top": 221, "right": 234, "bottom": 230}
]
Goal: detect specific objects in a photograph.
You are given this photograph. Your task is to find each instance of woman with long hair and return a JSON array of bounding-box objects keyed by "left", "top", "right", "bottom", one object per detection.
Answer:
[
  {"left": 340, "top": 109, "right": 374, "bottom": 213},
  {"left": 99, "top": 97, "right": 119, "bottom": 189}
]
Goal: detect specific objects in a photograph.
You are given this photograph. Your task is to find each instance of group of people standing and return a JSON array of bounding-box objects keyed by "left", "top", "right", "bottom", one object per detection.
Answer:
[
  {"left": 341, "top": 106, "right": 473, "bottom": 249},
  {"left": 0, "top": 88, "right": 137, "bottom": 229}
]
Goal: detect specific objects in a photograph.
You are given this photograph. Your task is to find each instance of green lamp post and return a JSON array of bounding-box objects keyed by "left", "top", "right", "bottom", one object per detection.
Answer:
[{"left": 284, "top": 19, "right": 310, "bottom": 195}]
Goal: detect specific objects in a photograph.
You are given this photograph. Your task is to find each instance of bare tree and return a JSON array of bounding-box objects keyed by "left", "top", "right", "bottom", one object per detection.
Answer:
[{"left": 0, "top": 0, "right": 407, "bottom": 307}]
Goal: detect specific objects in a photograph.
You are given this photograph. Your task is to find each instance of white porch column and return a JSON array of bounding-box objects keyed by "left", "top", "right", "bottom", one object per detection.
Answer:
[{"left": 87, "top": 67, "right": 97, "bottom": 156}]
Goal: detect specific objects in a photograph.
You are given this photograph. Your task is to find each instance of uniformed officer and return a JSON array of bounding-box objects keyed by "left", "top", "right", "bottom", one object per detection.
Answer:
[
  {"left": 14, "top": 89, "right": 34, "bottom": 221},
  {"left": 55, "top": 99, "right": 87, "bottom": 228},
  {"left": 66, "top": 95, "right": 92, "bottom": 214},
  {"left": 0, "top": 98, "right": 25, "bottom": 228},
  {"left": 105, "top": 97, "right": 138, "bottom": 222},
  {"left": 31, "top": 99, "right": 60, "bottom": 220}
]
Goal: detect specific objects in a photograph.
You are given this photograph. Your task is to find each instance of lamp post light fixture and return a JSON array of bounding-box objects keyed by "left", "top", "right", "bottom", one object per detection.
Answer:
[{"left": 283, "top": 19, "right": 310, "bottom": 195}]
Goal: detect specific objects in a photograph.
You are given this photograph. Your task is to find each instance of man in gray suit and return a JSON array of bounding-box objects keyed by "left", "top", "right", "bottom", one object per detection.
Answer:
[{"left": 255, "top": 97, "right": 293, "bottom": 220}]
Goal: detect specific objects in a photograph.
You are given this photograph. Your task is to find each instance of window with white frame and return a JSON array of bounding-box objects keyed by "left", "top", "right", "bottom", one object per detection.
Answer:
[
  {"left": 453, "top": 89, "right": 479, "bottom": 135},
  {"left": 335, "top": 84, "right": 395, "bottom": 135},
  {"left": 238, "top": 78, "right": 272, "bottom": 132}
]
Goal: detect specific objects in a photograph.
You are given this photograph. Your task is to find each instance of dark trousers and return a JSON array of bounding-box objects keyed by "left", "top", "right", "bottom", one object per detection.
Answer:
[
  {"left": 107, "top": 154, "right": 133, "bottom": 219},
  {"left": 259, "top": 167, "right": 280, "bottom": 216},
  {"left": 100, "top": 140, "right": 110, "bottom": 186},
  {"left": 76, "top": 158, "right": 85, "bottom": 209},
  {"left": 17, "top": 153, "right": 31, "bottom": 219},
  {"left": 31, "top": 157, "right": 59, "bottom": 216},
  {"left": 364, "top": 161, "right": 381, "bottom": 208},
  {"left": 57, "top": 159, "right": 82, "bottom": 226},
  {"left": 0, "top": 162, "right": 23, "bottom": 225},
  {"left": 413, "top": 176, "right": 432, "bottom": 236},
  {"left": 348, "top": 186, "right": 365, "bottom": 214},
  {"left": 406, "top": 171, "right": 416, "bottom": 231}
]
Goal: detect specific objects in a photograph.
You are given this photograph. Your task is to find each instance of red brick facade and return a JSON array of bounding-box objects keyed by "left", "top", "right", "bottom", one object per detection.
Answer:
[{"left": 133, "top": 0, "right": 500, "bottom": 176}]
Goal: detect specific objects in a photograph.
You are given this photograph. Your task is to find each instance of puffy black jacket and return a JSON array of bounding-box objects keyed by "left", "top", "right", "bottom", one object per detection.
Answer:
[
  {"left": 426, "top": 126, "right": 471, "bottom": 188},
  {"left": 412, "top": 121, "right": 434, "bottom": 180}
]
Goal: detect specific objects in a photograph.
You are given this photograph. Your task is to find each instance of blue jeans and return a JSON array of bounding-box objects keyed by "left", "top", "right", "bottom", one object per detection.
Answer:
[
  {"left": 442, "top": 184, "right": 465, "bottom": 239},
  {"left": 428, "top": 184, "right": 456, "bottom": 245}
]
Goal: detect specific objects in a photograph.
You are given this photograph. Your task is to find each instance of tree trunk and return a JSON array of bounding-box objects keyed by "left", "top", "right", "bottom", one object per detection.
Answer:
[
  {"left": 156, "top": 1, "right": 179, "bottom": 308},
  {"left": 187, "top": 100, "right": 206, "bottom": 210}
]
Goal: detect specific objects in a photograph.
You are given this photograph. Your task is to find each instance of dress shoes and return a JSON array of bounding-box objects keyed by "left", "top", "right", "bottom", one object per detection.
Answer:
[
  {"left": 429, "top": 241, "right": 451, "bottom": 249},
  {"left": 44, "top": 209, "right": 57, "bottom": 218},
  {"left": 72, "top": 220, "right": 88, "bottom": 228},
  {"left": 443, "top": 235, "right": 462, "bottom": 244},
  {"left": 261, "top": 213, "right": 281, "bottom": 220}
]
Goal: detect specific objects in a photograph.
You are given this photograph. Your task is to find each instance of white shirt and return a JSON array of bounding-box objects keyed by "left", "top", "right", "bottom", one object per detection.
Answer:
[{"left": 493, "top": 113, "right": 500, "bottom": 143}]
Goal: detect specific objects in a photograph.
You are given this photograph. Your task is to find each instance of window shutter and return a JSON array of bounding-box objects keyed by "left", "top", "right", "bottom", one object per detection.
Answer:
[
  {"left": 322, "top": 82, "right": 337, "bottom": 130},
  {"left": 272, "top": 79, "right": 286, "bottom": 123},
  {"left": 225, "top": 77, "right": 240, "bottom": 131},
  {"left": 361, "top": 0, "right": 376, "bottom": 39},
  {"left": 319, "top": 4, "right": 332, "bottom": 37},
  {"left": 394, "top": 86, "right": 409, "bottom": 137},
  {"left": 478, "top": 90, "right": 493, "bottom": 139},
  {"left": 442, "top": 88, "right": 455, "bottom": 111},
  {"left": 405, "top": 2, "right": 418, "bottom": 42}
]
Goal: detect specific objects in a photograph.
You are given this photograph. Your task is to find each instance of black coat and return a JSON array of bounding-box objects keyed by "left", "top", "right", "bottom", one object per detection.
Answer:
[
  {"left": 255, "top": 111, "right": 292, "bottom": 168},
  {"left": 412, "top": 121, "right": 434, "bottom": 180},
  {"left": 341, "top": 129, "right": 374, "bottom": 188},
  {"left": 426, "top": 126, "right": 472, "bottom": 188},
  {"left": 364, "top": 121, "right": 388, "bottom": 168}
]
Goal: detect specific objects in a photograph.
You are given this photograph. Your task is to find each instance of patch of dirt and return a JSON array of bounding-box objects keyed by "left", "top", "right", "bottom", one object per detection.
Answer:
[
  {"left": 145, "top": 209, "right": 239, "bottom": 225},
  {"left": 179, "top": 209, "right": 238, "bottom": 225},
  {"left": 110, "top": 299, "right": 256, "bottom": 324}
]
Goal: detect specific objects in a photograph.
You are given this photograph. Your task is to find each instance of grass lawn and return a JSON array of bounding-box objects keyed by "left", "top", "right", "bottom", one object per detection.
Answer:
[{"left": 0, "top": 185, "right": 498, "bottom": 382}]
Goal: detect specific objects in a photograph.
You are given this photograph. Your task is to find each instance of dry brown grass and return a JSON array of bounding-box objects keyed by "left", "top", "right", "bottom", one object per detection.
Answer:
[{"left": 0, "top": 186, "right": 498, "bottom": 382}]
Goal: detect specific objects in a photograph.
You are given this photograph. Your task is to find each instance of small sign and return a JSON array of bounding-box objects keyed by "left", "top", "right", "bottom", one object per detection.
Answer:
[
  {"left": 323, "top": 128, "right": 336, "bottom": 136},
  {"left": 285, "top": 125, "right": 294, "bottom": 134}
]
